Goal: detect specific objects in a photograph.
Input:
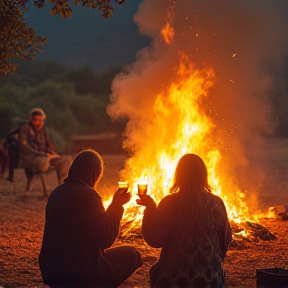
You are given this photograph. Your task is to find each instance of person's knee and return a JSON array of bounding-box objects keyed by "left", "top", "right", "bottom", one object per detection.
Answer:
[
  {"left": 39, "top": 159, "right": 50, "bottom": 172},
  {"left": 60, "top": 155, "right": 73, "bottom": 166},
  {"left": 29, "top": 156, "right": 50, "bottom": 173},
  {"left": 105, "top": 246, "right": 143, "bottom": 269}
]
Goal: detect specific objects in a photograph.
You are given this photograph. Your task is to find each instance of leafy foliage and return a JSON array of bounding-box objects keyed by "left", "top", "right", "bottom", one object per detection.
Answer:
[
  {"left": 19, "top": 0, "right": 126, "bottom": 18},
  {"left": 0, "top": 62, "right": 126, "bottom": 152},
  {"left": 37, "top": 0, "right": 126, "bottom": 18},
  {"left": 0, "top": 1, "right": 46, "bottom": 74},
  {"left": 0, "top": 0, "right": 126, "bottom": 75}
]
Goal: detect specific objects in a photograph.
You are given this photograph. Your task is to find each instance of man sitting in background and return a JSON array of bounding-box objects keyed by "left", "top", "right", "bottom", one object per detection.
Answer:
[{"left": 19, "top": 108, "right": 72, "bottom": 184}]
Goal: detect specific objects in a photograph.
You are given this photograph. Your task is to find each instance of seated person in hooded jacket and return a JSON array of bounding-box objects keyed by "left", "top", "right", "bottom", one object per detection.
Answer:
[
  {"left": 18, "top": 108, "right": 72, "bottom": 183},
  {"left": 39, "top": 149, "right": 143, "bottom": 287}
]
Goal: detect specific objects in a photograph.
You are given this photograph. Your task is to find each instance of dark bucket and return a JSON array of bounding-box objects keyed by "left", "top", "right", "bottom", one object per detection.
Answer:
[{"left": 256, "top": 268, "right": 288, "bottom": 288}]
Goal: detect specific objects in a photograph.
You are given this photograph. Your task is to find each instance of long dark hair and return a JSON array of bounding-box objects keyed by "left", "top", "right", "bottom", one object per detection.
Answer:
[{"left": 170, "top": 153, "right": 212, "bottom": 218}]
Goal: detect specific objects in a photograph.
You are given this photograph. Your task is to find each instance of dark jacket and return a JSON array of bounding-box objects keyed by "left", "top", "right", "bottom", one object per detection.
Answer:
[
  {"left": 19, "top": 122, "right": 54, "bottom": 157},
  {"left": 142, "top": 192, "right": 232, "bottom": 288},
  {"left": 38, "top": 151, "right": 124, "bottom": 286}
]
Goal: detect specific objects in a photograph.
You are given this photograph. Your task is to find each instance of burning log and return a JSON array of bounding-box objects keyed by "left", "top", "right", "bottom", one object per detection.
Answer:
[
  {"left": 118, "top": 217, "right": 278, "bottom": 249},
  {"left": 230, "top": 220, "right": 277, "bottom": 241},
  {"left": 215, "top": 219, "right": 278, "bottom": 250},
  {"left": 269, "top": 206, "right": 288, "bottom": 221},
  {"left": 118, "top": 219, "right": 143, "bottom": 243},
  {"left": 245, "top": 221, "right": 277, "bottom": 241}
]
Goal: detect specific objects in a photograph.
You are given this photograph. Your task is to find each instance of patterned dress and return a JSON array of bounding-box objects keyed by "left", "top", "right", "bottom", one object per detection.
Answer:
[{"left": 142, "top": 191, "right": 232, "bottom": 288}]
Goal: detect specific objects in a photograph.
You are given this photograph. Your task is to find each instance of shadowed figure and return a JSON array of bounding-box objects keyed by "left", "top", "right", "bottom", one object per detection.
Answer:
[
  {"left": 39, "top": 149, "right": 142, "bottom": 288},
  {"left": 18, "top": 108, "right": 72, "bottom": 184},
  {"left": 137, "top": 153, "right": 232, "bottom": 288},
  {"left": 0, "top": 140, "right": 8, "bottom": 178}
]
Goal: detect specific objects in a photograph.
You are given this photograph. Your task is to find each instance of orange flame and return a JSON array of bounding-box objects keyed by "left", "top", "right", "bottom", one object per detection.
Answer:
[
  {"left": 106, "top": 52, "right": 255, "bottom": 231},
  {"left": 160, "top": 5, "right": 175, "bottom": 45},
  {"left": 106, "top": 17, "right": 262, "bottom": 234},
  {"left": 161, "top": 22, "right": 175, "bottom": 45}
]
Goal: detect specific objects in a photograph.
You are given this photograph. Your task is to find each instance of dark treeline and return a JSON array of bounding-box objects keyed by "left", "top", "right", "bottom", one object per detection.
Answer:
[
  {"left": 0, "top": 61, "right": 126, "bottom": 153},
  {"left": 269, "top": 58, "right": 288, "bottom": 138},
  {"left": 1, "top": 60, "right": 287, "bottom": 154}
]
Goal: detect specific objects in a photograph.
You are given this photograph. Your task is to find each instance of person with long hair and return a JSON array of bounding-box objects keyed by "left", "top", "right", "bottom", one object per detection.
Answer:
[
  {"left": 137, "top": 153, "right": 232, "bottom": 288},
  {"left": 39, "top": 149, "right": 142, "bottom": 287}
]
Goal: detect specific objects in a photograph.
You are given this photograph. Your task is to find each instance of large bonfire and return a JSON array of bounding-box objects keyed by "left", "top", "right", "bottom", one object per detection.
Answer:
[
  {"left": 106, "top": 0, "right": 288, "bottom": 237},
  {"left": 108, "top": 53, "right": 251, "bottom": 236}
]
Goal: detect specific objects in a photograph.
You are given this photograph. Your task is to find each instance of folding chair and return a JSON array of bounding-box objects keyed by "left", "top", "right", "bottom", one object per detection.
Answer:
[{"left": 25, "top": 168, "right": 47, "bottom": 197}]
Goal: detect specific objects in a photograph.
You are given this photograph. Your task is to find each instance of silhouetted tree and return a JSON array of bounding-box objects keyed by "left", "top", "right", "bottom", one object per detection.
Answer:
[
  {"left": 0, "top": 1, "right": 46, "bottom": 74},
  {"left": 0, "top": 0, "right": 126, "bottom": 75}
]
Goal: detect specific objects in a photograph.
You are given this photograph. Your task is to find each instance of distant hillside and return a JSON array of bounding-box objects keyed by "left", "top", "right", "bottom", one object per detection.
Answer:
[{"left": 25, "top": 0, "right": 151, "bottom": 71}]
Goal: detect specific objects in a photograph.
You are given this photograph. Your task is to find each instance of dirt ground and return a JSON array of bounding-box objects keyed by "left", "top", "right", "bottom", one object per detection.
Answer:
[{"left": 0, "top": 144, "right": 288, "bottom": 288}]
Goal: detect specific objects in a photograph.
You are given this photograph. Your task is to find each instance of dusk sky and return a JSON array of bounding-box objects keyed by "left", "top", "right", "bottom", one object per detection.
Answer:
[
  {"left": 25, "top": 0, "right": 150, "bottom": 71},
  {"left": 24, "top": 1, "right": 288, "bottom": 73}
]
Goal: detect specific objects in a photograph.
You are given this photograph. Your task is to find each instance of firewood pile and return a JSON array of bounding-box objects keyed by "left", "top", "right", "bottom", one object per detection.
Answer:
[
  {"left": 118, "top": 213, "right": 283, "bottom": 244},
  {"left": 269, "top": 205, "right": 288, "bottom": 221}
]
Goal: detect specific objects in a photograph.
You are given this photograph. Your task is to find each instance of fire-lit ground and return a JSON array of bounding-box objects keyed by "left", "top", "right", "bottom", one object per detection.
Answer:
[{"left": 0, "top": 147, "right": 288, "bottom": 288}]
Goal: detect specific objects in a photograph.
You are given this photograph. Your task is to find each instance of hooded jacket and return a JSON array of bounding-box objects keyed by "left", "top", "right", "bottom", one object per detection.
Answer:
[{"left": 38, "top": 150, "right": 123, "bottom": 286}]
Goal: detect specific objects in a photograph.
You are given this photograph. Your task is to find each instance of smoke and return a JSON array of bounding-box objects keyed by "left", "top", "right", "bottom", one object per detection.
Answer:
[{"left": 108, "top": 0, "right": 288, "bottom": 211}]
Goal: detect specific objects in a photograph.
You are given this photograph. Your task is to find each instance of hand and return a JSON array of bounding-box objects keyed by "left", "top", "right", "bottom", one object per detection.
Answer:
[
  {"left": 112, "top": 188, "right": 132, "bottom": 206},
  {"left": 47, "top": 152, "right": 60, "bottom": 159},
  {"left": 136, "top": 195, "right": 156, "bottom": 208}
]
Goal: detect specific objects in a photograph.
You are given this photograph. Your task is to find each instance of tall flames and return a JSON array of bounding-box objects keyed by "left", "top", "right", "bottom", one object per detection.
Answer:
[
  {"left": 115, "top": 52, "right": 251, "bottom": 229},
  {"left": 105, "top": 2, "right": 279, "bottom": 234}
]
